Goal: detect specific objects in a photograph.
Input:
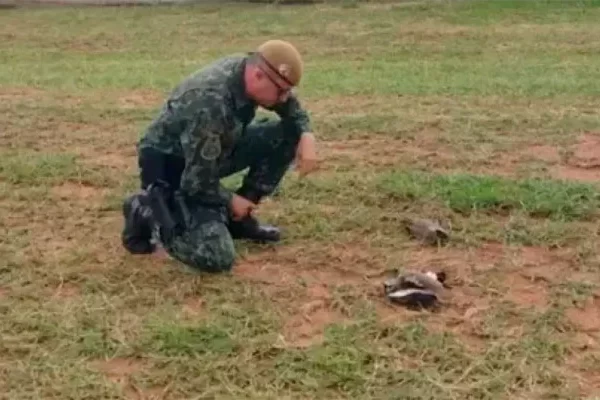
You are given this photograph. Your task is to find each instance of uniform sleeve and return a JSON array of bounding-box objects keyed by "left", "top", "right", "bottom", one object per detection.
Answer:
[
  {"left": 175, "top": 89, "right": 234, "bottom": 207},
  {"left": 270, "top": 92, "right": 312, "bottom": 140}
]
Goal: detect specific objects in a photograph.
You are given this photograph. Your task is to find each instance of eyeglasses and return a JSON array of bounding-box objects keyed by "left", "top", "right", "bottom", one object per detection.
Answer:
[{"left": 258, "top": 65, "right": 292, "bottom": 98}]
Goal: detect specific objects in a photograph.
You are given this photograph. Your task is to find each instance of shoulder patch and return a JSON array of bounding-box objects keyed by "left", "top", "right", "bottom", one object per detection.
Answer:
[{"left": 200, "top": 132, "right": 221, "bottom": 161}]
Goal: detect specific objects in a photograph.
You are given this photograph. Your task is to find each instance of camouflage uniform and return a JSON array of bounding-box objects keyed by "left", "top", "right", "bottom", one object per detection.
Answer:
[{"left": 121, "top": 50, "right": 311, "bottom": 273}]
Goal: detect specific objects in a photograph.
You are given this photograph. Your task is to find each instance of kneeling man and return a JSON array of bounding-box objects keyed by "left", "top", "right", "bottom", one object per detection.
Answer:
[{"left": 121, "top": 39, "right": 318, "bottom": 273}]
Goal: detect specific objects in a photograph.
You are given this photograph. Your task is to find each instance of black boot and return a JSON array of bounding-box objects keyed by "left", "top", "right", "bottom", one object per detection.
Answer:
[
  {"left": 228, "top": 186, "right": 281, "bottom": 243},
  {"left": 228, "top": 215, "right": 281, "bottom": 243},
  {"left": 121, "top": 192, "right": 156, "bottom": 254}
]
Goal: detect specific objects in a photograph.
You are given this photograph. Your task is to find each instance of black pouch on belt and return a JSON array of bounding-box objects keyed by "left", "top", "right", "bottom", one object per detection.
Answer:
[
  {"left": 173, "top": 190, "right": 192, "bottom": 229},
  {"left": 146, "top": 180, "right": 181, "bottom": 240}
]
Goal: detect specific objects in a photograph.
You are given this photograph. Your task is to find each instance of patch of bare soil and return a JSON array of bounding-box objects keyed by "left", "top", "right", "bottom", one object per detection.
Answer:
[
  {"left": 234, "top": 244, "right": 372, "bottom": 289},
  {"left": 1, "top": 118, "right": 136, "bottom": 163},
  {"left": 234, "top": 240, "right": 575, "bottom": 349},
  {"left": 234, "top": 242, "right": 378, "bottom": 347},
  {"left": 91, "top": 357, "right": 168, "bottom": 400},
  {"left": 51, "top": 182, "right": 110, "bottom": 204},
  {"left": 552, "top": 132, "right": 600, "bottom": 182},
  {"left": 22, "top": 211, "right": 123, "bottom": 274},
  {"left": 308, "top": 95, "right": 389, "bottom": 118},
  {"left": 319, "top": 138, "right": 455, "bottom": 171},
  {"left": 58, "top": 35, "right": 127, "bottom": 54},
  {"left": 364, "top": 243, "right": 505, "bottom": 351},
  {"left": 565, "top": 329, "right": 600, "bottom": 399},
  {"left": 0, "top": 87, "right": 46, "bottom": 102},
  {"left": 181, "top": 297, "right": 204, "bottom": 318},
  {"left": 80, "top": 150, "right": 137, "bottom": 172},
  {"left": 572, "top": 332, "right": 599, "bottom": 352},
  {"left": 523, "top": 144, "right": 562, "bottom": 163},
  {"left": 1, "top": 88, "right": 149, "bottom": 162},
  {"left": 489, "top": 243, "right": 575, "bottom": 311},
  {"left": 234, "top": 242, "right": 542, "bottom": 346},
  {"left": 502, "top": 273, "right": 549, "bottom": 309},
  {"left": 31, "top": 231, "right": 81, "bottom": 265},
  {"left": 1, "top": 86, "right": 162, "bottom": 110},
  {"left": 566, "top": 294, "right": 600, "bottom": 333},
  {"left": 70, "top": 136, "right": 137, "bottom": 179},
  {"left": 91, "top": 357, "right": 144, "bottom": 385},
  {"left": 509, "top": 244, "right": 576, "bottom": 287},
  {"left": 117, "top": 90, "right": 163, "bottom": 110},
  {"left": 51, "top": 281, "right": 80, "bottom": 298},
  {"left": 282, "top": 297, "right": 348, "bottom": 348},
  {"left": 70, "top": 131, "right": 139, "bottom": 177},
  {"left": 317, "top": 137, "right": 564, "bottom": 179},
  {"left": 126, "top": 386, "right": 171, "bottom": 400},
  {"left": 0, "top": 121, "right": 86, "bottom": 150},
  {"left": 474, "top": 143, "right": 564, "bottom": 179},
  {"left": 377, "top": 242, "right": 575, "bottom": 350}
]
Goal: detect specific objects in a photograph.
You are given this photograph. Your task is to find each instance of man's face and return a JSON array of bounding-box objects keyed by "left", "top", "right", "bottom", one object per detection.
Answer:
[{"left": 253, "top": 66, "right": 293, "bottom": 107}]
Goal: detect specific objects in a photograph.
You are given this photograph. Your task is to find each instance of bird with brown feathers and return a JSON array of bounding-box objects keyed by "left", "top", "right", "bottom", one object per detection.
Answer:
[{"left": 401, "top": 217, "right": 451, "bottom": 246}]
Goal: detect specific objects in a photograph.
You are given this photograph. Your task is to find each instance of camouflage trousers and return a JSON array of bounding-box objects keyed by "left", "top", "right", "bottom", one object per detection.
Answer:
[{"left": 138, "top": 117, "right": 299, "bottom": 273}]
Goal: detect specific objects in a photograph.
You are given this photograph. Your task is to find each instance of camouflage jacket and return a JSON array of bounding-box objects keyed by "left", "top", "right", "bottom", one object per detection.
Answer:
[{"left": 137, "top": 53, "right": 312, "bottom": 207}]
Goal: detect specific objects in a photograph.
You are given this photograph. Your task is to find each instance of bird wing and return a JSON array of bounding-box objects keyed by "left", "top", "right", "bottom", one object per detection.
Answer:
[
  {"left": 386, "top": 288, "right": 439, "bottom": 307},
  {"left": 403, "top": 273, "right": 445, "bottom": 293},
  {"left": 387, "top": 288, "right": 434, "bottom": 299}
]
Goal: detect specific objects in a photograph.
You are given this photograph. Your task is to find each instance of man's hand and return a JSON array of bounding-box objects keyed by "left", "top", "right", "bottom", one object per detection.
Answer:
[
  {"left": 230, "top": 194, "right": 257, "bottom": 221},
  {"left": 295, "top": 132, "right": 318, "bottom": 177}
]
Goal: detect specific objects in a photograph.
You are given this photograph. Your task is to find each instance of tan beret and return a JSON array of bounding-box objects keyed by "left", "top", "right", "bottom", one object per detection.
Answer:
[{"left": 256, "top": 39, "right": 304, "bottom": 86}]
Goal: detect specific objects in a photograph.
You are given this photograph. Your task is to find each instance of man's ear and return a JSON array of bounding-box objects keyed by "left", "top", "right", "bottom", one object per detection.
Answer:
[{"left": 254, "top": 67, "right": 265, "bottom": 81}]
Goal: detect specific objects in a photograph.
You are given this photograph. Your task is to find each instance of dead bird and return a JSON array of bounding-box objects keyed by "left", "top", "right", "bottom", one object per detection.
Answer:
[
  {"left": 402, "top": 217, "right": 450, "bottom": 246},
  {"left": 383, "top": 270, "right": 449, "bottom": 310}
]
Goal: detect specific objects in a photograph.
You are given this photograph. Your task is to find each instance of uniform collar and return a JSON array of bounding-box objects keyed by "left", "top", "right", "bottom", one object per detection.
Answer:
[{"left": 231, "top": 54, "right": 255, "bottom": 111}]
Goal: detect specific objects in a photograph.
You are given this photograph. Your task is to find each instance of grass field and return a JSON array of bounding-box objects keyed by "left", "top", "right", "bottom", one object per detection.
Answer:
[{"left": 2, "top": 0, "right": 600, "bottom": 398}]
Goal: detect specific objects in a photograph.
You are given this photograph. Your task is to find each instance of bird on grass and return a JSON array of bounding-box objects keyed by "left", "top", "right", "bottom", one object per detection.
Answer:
[
  {"left": 383, "top": 270, "right": 449, "bottom": 310},
  {"left": 402, "top": 217, "right": 451, "bottom": 246}
]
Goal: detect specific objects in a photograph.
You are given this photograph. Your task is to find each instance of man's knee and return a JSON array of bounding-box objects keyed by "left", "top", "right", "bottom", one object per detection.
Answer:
[
  {"left": 250, "top": 116, "right": 282, "bottom": 133},
  {"left": 251, "top": 118, "right": 299, "bottom": 149},
  {"left": 250, "top": 119, "right": 299, "bottom": 169},
  {"left": 166, "top": 220, "right": 236, "bottom": 273}
]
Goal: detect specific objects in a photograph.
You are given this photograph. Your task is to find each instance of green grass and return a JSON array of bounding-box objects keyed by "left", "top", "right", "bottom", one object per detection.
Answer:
[
  {"left": 2, "top": 0, "right": 600, "bottom": 399},
  {"left": 379, "top": 170, "right": 600, "bottom": 220}
]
